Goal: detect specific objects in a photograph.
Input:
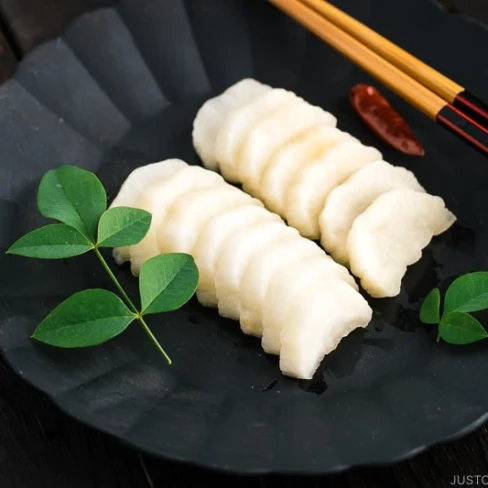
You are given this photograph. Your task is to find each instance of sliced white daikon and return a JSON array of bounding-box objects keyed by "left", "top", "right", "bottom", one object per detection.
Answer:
[
  {"left": 239, "top": 237, "right": 325, "bottom": 337},
  {"left": 126, "top": 165, "right": 226, "bottom": 276},
  {"left": 280, "top": 280, "right": 372, "bottom": 379},
  {"left": 284, "top": 140, "right": 382, "bottom": 239},
  {"left": 158, "top": 184, "right": 262, "bottom": 256},
  {"left": 257, "top": 126, "right": 350, "bottom": 213},
  {"left": 238, "top": 99, "right": 337, "bottom": 193},
  {"left": 192, "top": 78, "right": 270, "bottom": 170},
  {"left": 110, "top": 159, "right": 188, "bottom": 210},
  {"left": 110, "top": 159, "right": 188, "bottom": 267},
  {"left": 193, "top": 205, "right": 283, "bottom": 307},
  {"left": 347, "top": 188, "right": 456, "bottom": 298},
  {"left": 215, "top": 88, "right": 300, "bottom": 183},
  {"left": 319, "top": 160, "right": 426, "bottom": 265},
  {"left": 261, "top": 255, "right": 358, "bottom": 355},
  {"left": 214, "top": 221, "right": 300, "bottom": 321}
]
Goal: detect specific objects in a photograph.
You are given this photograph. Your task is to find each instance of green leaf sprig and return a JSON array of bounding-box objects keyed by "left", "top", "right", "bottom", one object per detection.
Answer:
[
  {"left": 7, "top": 164, "right": 199, "bottom": 364},
  {"left": 420, "top": 272, "right": 488, "bottom": 345}
]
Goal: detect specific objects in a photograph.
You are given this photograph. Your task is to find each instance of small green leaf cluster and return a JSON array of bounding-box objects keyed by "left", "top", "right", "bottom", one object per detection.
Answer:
[
  {"left": 420, "top": 272, "right": 488, "bottom": 345},
  {"left": 7, "top": 165, "right": 199, "bottom": 364}
]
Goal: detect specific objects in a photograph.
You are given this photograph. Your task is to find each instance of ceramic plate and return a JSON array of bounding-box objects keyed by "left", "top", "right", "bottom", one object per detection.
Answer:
[{"left": 1, "top": 0, "right": 488, "bottom": 475}]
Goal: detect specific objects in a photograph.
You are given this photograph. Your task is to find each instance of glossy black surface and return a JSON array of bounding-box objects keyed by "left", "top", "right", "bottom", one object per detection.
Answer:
[{"left": 1, "top": 0, "right": 488, "bottom": 475}]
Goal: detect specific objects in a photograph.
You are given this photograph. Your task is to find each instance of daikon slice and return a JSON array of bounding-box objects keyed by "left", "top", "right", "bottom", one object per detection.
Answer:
[
  {"left": 158, "top": 184, "right": 262, "bottom": 255},
  {"left": 280, "top": 280, "right": 372, "bottom": 379},
  {"left": 126, "top": 165, "right": 225, "bottom": 276},
  {"left": 320, "top": 160, "right": 425, "bottom": 265},
  {"left": 239, "top": 237, "right": 324, "bottom": 337},
  {"left": 258, "top": 126, "right": 350, "bottom": 213},
  {"left": 238, "top": 99, "right": 337, "bottom": 192},
  {"left": 261, "top": 255, "right": 357, "bottom": 355},
  {"left": 110, "top": 159, "right": 188, "bottom": 267},
  {"left": 193, "top": 205, "right": 282, "bottom": 307},
  {"left": 284, "top": 140, "right": 382, "bottom": 239},
  {"left": 192, "top": 78, "right": 270, "bottom": 170},
  {"left": 214, "top": 221, "right": 300, "bottom": 321},
  {"left": 215, "top": 88, "right": 299, "bottom": 182},
  {"left": 347, "top": 189, "right": 456, "bottom": 297}
]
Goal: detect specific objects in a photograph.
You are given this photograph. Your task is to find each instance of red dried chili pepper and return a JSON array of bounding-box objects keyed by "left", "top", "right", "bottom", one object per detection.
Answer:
[{"left": 350, "top": 84, "right": 425, "bottom": 156}]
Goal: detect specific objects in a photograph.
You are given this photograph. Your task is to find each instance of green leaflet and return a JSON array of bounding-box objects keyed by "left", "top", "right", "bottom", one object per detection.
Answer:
[
  {"left": 32, "top": 289, "right": 136, "bottom": 348},
  {"left": 97, "top": 207, "right": 151, "bottom": 248},
  {"left": 443, "top": 271, "right": 488, "bottom": 315},
  {"left": 419, "top": 288, "right": 441, "bottom": 325},
  {"left": 139, "top": 253, "right": 199, "bottom": 315},
  {"left": 7, "top": 224, "right": 93, "bottom": 259},
  {"left": 439, "top": 312, "right": 488, "bottom": 345},
  {"left": 37, "top": 165, "right": 107, "bottom": 241}
]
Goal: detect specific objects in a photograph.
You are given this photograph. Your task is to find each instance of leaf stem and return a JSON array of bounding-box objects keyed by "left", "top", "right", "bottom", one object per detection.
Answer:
[
  {"left": 93, "top": 247, "right": 172, "bottom": 364},
  {"left": 137, "top": 314, "right": 172, "bottom": 365},
  {"left": 94, "top": 247, "right": 138, "bottom": 314}
]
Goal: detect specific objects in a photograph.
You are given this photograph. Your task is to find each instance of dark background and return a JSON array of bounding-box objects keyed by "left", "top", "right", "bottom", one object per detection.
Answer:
[{"left": 0, "top": 0, "right": 488, "bottom": 486}]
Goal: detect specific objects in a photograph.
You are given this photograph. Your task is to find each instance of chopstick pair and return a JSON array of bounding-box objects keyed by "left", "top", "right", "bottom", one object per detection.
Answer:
[{"left": 269, "top": 0, "right": 488, "bottom": 156}]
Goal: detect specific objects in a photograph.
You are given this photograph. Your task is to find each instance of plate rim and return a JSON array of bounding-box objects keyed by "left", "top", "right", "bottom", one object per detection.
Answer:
[{"left": 2, "top": 346, "right": 488, "bottom": 475}]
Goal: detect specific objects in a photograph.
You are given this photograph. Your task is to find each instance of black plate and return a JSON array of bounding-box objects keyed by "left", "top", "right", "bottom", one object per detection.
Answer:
[{"left": 1, "top": 0, "right": 488, "bottom": 475}]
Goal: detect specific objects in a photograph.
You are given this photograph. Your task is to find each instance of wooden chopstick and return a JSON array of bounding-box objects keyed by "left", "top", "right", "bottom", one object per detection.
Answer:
[
  {"left": 300, "top": 0, "right": 488, "bottom": 127},
  {"left": 271, "top": 0, "right": 445, "bottom": 119},
  {"left": 269, "top": 0, "right": 488, "bottom": 155}
]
